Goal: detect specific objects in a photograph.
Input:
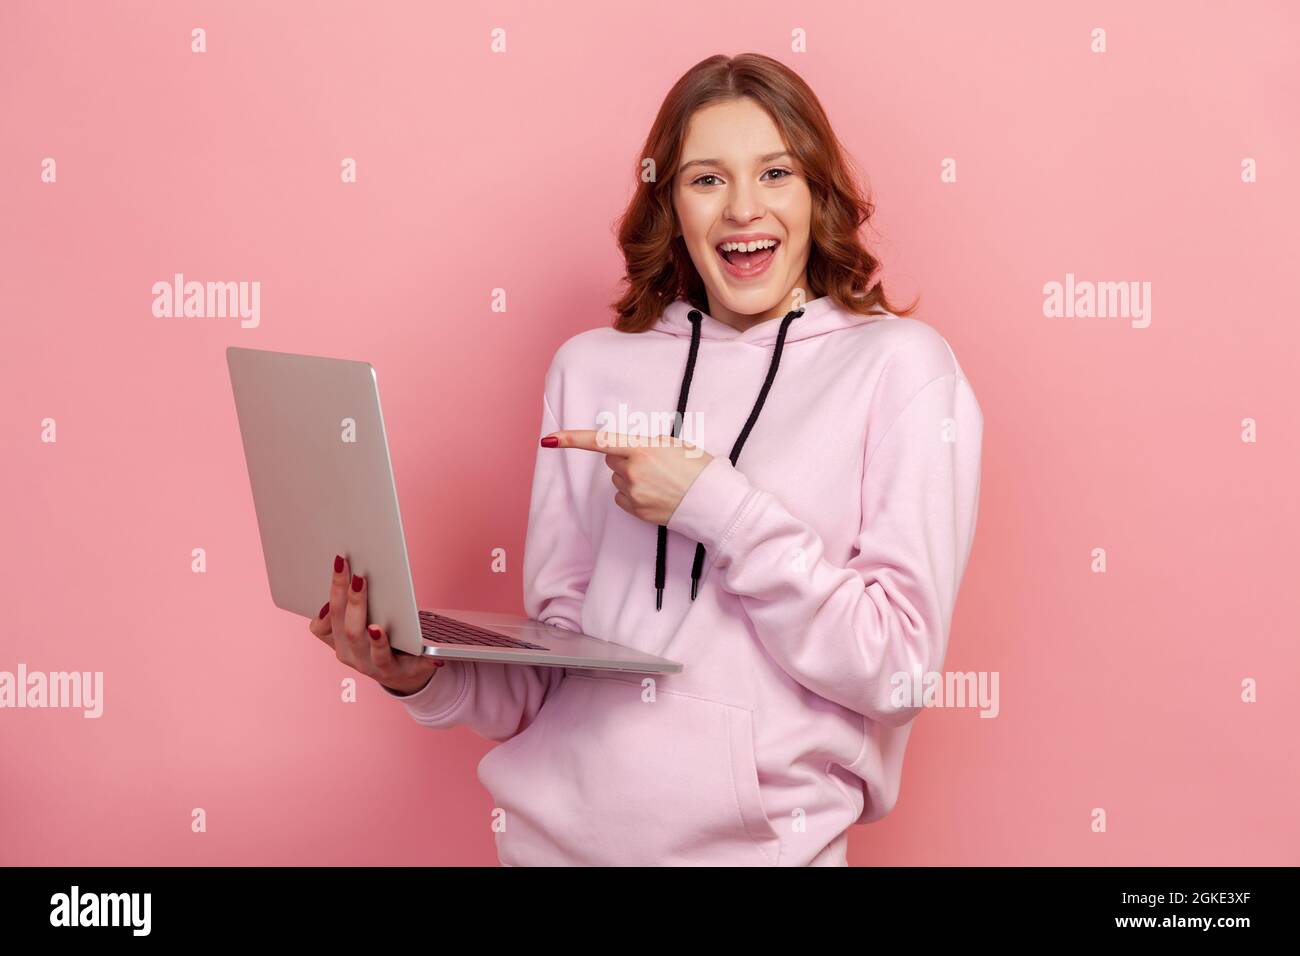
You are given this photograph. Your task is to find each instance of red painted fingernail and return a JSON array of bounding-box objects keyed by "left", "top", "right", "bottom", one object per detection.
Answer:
[
  {"left": 319, "top": 601, "right": 330, "bottom": 619},
  {"left": 351, "top": 574, "right": 363, "bottom": 592},
  {"left": 367, "top": 625, "right": 381, "bottom": 641},
  {"left": 540, "top": 436, "right": 558, "bottom": 447},
  {"left": 334, "top": 554, "right": 344, "bottom": 573}
]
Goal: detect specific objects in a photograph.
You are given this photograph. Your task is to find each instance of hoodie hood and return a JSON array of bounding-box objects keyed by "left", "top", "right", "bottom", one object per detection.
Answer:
[
  {"left": 652, "top": 294, "right": 886, "bottom": 348},
  {"left": 648, "top": 294, "right": 885, "bottom": 610}
]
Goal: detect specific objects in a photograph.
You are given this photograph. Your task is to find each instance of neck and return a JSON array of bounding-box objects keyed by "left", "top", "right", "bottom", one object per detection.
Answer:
[{"left": 705, "top": 279, "right": 810, "bottom": 333}]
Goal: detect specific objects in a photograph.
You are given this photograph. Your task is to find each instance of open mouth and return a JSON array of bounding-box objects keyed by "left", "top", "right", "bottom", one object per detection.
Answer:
[{"left": 716, "top": 239, "right": 779, "bottom": 278}]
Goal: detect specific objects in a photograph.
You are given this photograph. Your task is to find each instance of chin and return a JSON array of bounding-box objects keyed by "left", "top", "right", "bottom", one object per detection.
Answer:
[{"left": 709, "top": 283, "right": 787, "bottom": 315}]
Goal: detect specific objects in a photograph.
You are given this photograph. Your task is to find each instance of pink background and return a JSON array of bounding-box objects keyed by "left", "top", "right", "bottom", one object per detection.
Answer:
[{"left": 3, "top": 0, "right": 1297, "bottom": 865}]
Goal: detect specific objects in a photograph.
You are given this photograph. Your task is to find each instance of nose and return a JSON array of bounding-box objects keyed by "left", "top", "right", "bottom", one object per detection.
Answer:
[{"left": 724, "top": 177, "right": 765, "bottom": 224}]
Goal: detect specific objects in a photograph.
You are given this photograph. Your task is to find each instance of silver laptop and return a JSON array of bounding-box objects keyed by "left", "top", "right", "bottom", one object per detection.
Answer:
[{"left": 226, "top": 345, "right": 682, "bottom": 674}]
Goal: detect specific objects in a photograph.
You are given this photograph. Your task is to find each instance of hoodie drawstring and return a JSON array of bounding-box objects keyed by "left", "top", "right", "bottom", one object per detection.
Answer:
[{"left": 654, "top": 305, "right": 804, "bottom": 611}]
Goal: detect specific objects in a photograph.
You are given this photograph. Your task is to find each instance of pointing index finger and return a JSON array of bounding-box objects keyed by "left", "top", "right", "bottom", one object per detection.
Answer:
[{"left": 542, "top": 429, "right": 639, "bottom": 455}]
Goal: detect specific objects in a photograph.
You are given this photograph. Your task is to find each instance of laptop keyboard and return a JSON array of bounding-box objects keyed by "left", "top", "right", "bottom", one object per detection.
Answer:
[{"left": 419, "top": 611, "right": 549, "bottom": 651}]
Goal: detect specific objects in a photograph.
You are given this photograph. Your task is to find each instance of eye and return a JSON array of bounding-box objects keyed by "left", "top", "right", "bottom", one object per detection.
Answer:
[{"left": 689, "top": 167, "right": 794, "bottom": 187}]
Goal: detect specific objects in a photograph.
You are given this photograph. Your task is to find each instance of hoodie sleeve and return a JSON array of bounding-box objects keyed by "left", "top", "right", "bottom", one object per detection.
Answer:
[
  {"left": 380, "top": 366, "right": 592, "bottom": 741},
  {"left": 666, "top": 367, "right": 982, "bottom": 728}
]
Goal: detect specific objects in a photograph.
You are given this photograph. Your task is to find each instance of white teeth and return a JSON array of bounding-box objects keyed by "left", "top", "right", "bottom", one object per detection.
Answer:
[{"left": 718, "top": 239, "right": 778, "bottom": 253}]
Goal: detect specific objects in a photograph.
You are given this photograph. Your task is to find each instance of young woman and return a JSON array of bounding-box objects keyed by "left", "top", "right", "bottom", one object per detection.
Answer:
[{"left": 310, "top": 53, "right": 983, "bottom": 866}]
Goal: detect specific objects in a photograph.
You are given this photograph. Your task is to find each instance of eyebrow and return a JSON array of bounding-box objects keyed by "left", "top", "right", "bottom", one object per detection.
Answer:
[{"left": 678, "top": 151, "right": 792, "bottom": 173}]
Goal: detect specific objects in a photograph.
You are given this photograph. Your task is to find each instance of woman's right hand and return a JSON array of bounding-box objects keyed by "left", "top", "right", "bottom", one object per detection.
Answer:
[{"left": 306, "top": 553, "right": 444, "bottom": 696}]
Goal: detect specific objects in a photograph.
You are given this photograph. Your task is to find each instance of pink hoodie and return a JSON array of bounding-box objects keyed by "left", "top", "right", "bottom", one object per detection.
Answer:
[{"left": 385, "top": 294, "right": 983, "bottom": 866}]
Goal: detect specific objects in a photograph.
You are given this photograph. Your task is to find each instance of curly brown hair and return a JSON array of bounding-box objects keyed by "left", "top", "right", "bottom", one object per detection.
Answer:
[{"left": 611, "top": 52, "right": 919, "bottom": 333}]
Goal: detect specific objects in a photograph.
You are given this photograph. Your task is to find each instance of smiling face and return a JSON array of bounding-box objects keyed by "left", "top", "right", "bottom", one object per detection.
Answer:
[{"left": 672, "top": 97, "right": 813, "bottom": 329}]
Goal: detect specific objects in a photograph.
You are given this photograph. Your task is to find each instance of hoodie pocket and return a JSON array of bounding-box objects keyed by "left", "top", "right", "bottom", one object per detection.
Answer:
[{"left": 477, "top": 673, "right": 779, "bottom": 866}]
